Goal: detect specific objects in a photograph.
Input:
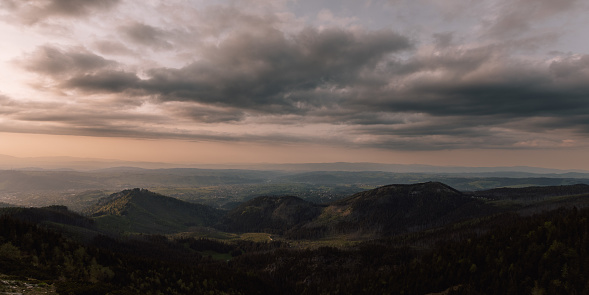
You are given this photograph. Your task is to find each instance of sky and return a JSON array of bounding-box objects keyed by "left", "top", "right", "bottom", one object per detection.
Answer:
[{"left": 0, "top": 0, "right": 588, "bottom": 169}]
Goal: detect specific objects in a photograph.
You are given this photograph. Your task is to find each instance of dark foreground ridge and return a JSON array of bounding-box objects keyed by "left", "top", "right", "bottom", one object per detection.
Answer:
[
  {"left": 1, "top": 196, "right": 588, "bottom": 293},
  {"left": 1, "top": 182, "right": 589, "bottom": 294}
]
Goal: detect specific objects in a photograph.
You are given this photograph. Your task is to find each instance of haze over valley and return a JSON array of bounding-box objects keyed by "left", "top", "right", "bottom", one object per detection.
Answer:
[{"left": 2, "top": 156, "right": 589, "bottom": 210}]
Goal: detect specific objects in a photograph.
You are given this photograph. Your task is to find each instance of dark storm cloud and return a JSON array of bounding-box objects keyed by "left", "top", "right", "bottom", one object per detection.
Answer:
[
  {"left": 16, "top": 45, "right": 115, "bottom": 77},
  {"left": 68, "top": 25, "right": 412, "bottom": 113},
  {"left": 0, "top": 0, "right": 120, "bottom": 24},
  {"left": 344, "top": 112, "right": 566, "bottom": 151},
  {"left": 354, "top": 40, "right": 589, "bottom": 121},
  {"left": 302, "top": 41, "right": 589, "bottom": 150},
  {"left": 0, "top": 96, "right": 198, "bottom": 141},
  {"left": 392, "top": 45, "right": 494, "bottom": 77},
  {"left": 13, "top": 107, "right": 161, "bottom": 126},
  {"left": 0, "top": 122, "right": 242, "bottom": 143},
  {"left": 16, "top": 21, "right": 589, "bottom": 148},
  {"left": 355, "top": 135, "right": 524, "bottom": 151},
  {"left": 0, "top": 97, "right": 309, "bottom": 143},
  {"left": 396, "top": 62, "right": 589, "bottom": 118},
  {"left": 31, "top": 15, "right": 411, "bottom": 115},
  {"left": 57, "top": 126, "right": 238, "bottom": 142},
  {"left": 14, "top": 45, "right": 146, "bottom": 97},
  {"left": 330, "top": 112, "right": 408, "bottom": 126},
  {"left": 163, "top": 103, "right": 246, "bottom": 124},
  {"left": 36, "top": 0, "right": 119, "bottom": 17},
  {"left": 549, "top": 54, "right": 589, "bottom": 81},
  {"left": 6, "top": 1, "right": 589, "bottom": 151},
  {"left": 64, "top": 70, "right": 141, "bottom": 93}
]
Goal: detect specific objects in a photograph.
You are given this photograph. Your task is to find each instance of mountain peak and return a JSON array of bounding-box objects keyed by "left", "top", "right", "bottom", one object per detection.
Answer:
[{"left": 86, "top": 188, "right": 150, "bottom": 216}]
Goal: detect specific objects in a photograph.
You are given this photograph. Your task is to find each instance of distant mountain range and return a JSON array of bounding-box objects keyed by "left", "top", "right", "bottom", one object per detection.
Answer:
[
  {"left": 3, "top": 166, "right": 589, "bottom": 211},
  {"left": 1, "top": 153, "right": 588, "bottom": 174},
  {"left": 241, "top": 162, "right": 589, "bottom": 174}
]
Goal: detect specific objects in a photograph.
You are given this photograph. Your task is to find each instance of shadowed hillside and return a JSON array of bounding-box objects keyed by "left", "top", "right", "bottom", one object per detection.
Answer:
[
  {"left": 0, "top": 205, "right": 94, "bottom": 229},
  {"left": 72, "top": 183, "right": 589, "bottom": 240},
  {"left": 294, "top": 182, "right": 493, "bottom": 238},
  {"left": 220, "top": 182, "right": 496, "bottom": 239},
  {"left": 219, "top": 196, "right": 325, "bottom": 234},
  {"left": 85, "top": 188, "right": 224, "bottom": 234},
  {"left": 473, "top": 183, "right": 589, "bottom": 200}
]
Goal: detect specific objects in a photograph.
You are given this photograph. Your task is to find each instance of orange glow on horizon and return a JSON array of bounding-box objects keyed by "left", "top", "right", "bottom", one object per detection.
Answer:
[{"left": 0, "top": 132, "right": 588, "bottom": 170}]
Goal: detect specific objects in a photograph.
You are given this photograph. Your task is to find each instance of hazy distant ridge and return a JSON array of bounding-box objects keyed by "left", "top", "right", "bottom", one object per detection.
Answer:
[{"left": 1, "top": 154, "right": 587, "bottom": 174}]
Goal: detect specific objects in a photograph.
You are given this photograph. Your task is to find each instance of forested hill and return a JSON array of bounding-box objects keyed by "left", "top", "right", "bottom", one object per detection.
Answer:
[
  {"left": 214, "top": 182, "right": 492, "bottom": 238},
  {"left": 219, "top": 195, "right": 325, "bottom": 233},
  {"left": 1, "top": 182, "right": 589, "bottom": 294},
  {"left": 84, "top": 188, "right": 224, "bottom": 234},
  {"left": 0, "top": 205, "right": 95, "bottom": 230},
  {"left": 229, "top": 206, "right": 589, "bottom": 294},
  {"left": 1, "top": 199, "right": 589, "bottom": 294},
  {"left": 293, "top": 182, "right": 494, "bottom": 238},
  {"left": 473, "top": 183, "right": 589, "bottom": 200},
  {"left": 79, "top": 182, "right": 589, "bottom": 238}
]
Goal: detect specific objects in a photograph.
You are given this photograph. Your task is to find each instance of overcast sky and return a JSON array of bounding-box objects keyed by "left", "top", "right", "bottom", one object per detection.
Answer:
[{"left": 1, "top": 0, "right": 588, "bottom": 168}]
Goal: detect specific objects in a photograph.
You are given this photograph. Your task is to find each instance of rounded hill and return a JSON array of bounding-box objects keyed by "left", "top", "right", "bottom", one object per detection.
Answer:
[{"left": 85, "top": 188, "right": 224, "bottom": 234}]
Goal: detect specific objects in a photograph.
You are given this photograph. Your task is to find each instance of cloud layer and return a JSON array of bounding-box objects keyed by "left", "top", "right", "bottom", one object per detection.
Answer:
[{"left": 1, "top": 0, "right": 589, "bottom": 152}]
